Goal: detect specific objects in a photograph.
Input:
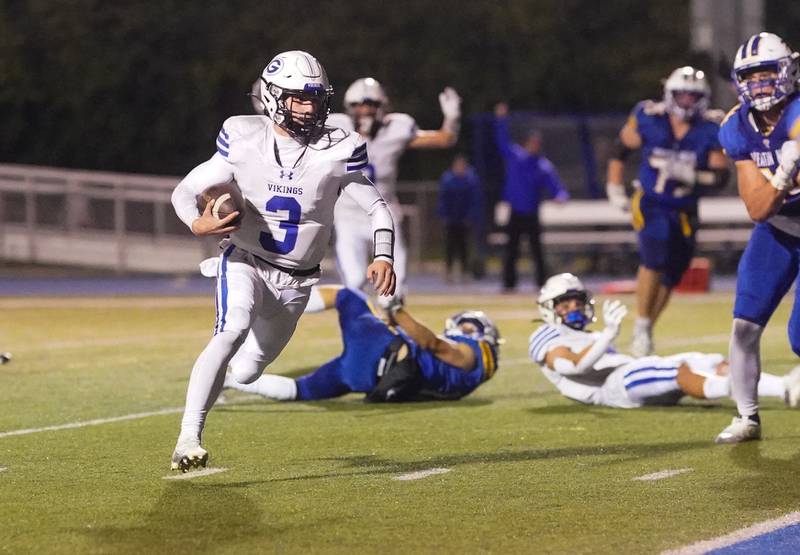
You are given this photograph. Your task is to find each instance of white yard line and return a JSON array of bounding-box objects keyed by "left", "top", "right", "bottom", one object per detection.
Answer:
[
  {"left": 0, "top": 467, "right": 7, "bottom": 473},
  {"left": 633, "top": 468, "right": 693, "bottom": 481},
  {"left": 0, "top": 407, "right": 184, "bottom": 439},
  {"left": 163, "top": 467, "right": 229, "bottom": 480},
  {"left": 393, "top": 468, "right": 452, "bottom": 481},
  {"left": 662, "top": 511, "right": 800, "bottom": 555},
  {"left": 0, "top": 394, "right": 266, "bottom": 439}
]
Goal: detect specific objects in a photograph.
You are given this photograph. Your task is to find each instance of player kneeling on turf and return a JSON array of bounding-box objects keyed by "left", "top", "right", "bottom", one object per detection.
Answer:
[
  {"left": 224, "top": 286, "right": 499, "bottom": 402},
  {"left": 528, "top": 273, "right": 800, "bottom": 408}
]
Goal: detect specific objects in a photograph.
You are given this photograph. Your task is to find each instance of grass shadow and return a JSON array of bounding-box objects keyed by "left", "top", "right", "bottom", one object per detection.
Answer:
[
  {"left": 218, "top": 439, "right": 710, "bottom": 487},
  {"left": 721, "top": 440, "right": 800, "bottom": 512},
  {"left": 80, "top": 482, "right": 277, "bottom": 552}
]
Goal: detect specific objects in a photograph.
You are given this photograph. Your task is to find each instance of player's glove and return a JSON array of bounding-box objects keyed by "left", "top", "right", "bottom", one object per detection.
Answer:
[
  {"left": 377, "top": 294, "right": 405, "bottom": 324},
  {"left": 601, "top": 299, "right": 628, "bottom": 338},
  {"left": 439, "top": 87, "right": 461, "bottom": 120},
  {"left": 770, "top": 140, "right": 800, "bottom": 192},
  {"left": 605, "top": 182, "right": 630, "bottom": 212}
]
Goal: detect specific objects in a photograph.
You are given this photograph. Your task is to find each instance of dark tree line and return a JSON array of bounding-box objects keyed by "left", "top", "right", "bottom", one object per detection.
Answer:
[{"left": 1, "top": 1, "right": 797, "bottom": 177}]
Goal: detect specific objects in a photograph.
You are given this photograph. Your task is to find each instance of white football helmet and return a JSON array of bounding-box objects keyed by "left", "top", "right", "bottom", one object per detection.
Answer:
[
  {"left": 663, "top": 66, "right": 711, "bottom": 120},
  {"left": 444, "top": 310, "right": 502, "bottom": 347},
  {"left": 732, "top": 32, "right": 800, "bottom": 112},
  {"left": 344, "top": 77, "right": 388, "bottom": 118},
  {"left": 258, "top": 50, "right": 333, "bottom": 142},
  {"left": 538, "top": 273, "right": 595, "bottom": 330}
]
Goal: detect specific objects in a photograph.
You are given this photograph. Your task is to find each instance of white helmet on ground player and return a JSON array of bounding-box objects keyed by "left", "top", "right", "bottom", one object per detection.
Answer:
[
  {"left": 663, "top": 66, "right": 711, "bottom": 120},
  {"left": 444, "top": 310, "right": 502, "bottom": 347},
  {"left": 538, "top": 273, "right": 595, "bottom": 330},
  {"left": 258, "top": 50, "right": 333, "bottom": 142},
  {"left": 732, "top": 32, "right": 800, "bottom": 112}
]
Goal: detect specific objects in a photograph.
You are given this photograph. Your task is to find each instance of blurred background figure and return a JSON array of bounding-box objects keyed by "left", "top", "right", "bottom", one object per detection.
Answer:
[
  {"left": 605, "top": 66, "right": 728, "bottom": 357},
  {"left": 327, "top": 78, "right": 461, "bottom": 303},
  {"left": 493, "top": 102, "right": 569, "bottom": 292},
  {"left": 437, "top": 153, "right": 483, "bottom": 283}
]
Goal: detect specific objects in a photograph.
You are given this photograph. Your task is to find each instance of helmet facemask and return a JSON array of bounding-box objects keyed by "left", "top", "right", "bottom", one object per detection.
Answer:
[
  {"left": 734, "top": 59, "right": 797, "bottom": 112},
  {"left": 443, "top": 310, "right": 501, "bottom": 347},
  {"left": 550, "top": 291, "right": 595, "bottom": 330},
  {"left": 663, "top": 67, "right": 710, "bottom": 121},
  {"left": 263, "top": 79, "right": 331, "bottom": 143}
]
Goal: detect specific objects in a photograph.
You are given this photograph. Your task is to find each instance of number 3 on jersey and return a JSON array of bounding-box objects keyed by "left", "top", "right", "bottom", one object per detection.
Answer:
[{"left": 259, "top": 196, "right": 300, "bottom": 254}]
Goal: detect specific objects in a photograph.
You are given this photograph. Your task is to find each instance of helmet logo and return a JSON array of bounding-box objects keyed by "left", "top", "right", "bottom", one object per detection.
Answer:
[{"left": 266, "top": 58, "right": 283, "bottom": 75}]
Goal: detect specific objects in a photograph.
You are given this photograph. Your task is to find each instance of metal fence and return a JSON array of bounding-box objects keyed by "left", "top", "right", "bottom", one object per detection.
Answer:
[{"left": 0, "top": 163, "right": 753, "bottom": 275}]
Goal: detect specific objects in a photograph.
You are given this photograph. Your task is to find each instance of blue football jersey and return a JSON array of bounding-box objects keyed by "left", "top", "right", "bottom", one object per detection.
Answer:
[
  {"left": 631, "top": 100, "right": 722, "bottom": 209},
  {"left": 397, "top": 330, "right": 498, "bottom": 399},
  {"left": 718, "top": 94, "right": 800, "bottom": 217}
]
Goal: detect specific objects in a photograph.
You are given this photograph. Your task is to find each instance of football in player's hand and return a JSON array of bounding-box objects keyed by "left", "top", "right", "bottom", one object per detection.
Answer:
[{"left": 196, "top": 181, "right": 245, "bottom": 225}]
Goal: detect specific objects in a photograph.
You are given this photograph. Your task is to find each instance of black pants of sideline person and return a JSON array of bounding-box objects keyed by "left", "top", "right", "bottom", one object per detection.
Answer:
[
  {"left": 444, "top": 221, "right": 469, "bottom": 275},
  {"left": 503, "top": 210, "right": 546, "bottom": 290}
]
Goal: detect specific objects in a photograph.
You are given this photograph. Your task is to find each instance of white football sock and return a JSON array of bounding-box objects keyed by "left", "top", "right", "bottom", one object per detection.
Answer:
[
  {"left": 757, "top": 372, "right": 786, "bottom": 399},
  {"left": 729, "top": 318, "right": 764, "bottom": 416},
  {"left": 227, "top": 373, "right": 297, "bottom": 401},
  {"left": 179, "top": 329, "right": 245, "bottom": 442},
  {"left": 634, "top": 317, "right": 652, "bottom": 335},
  {"left": 304, "top": 287, "right": 326, "bottom": 313}
]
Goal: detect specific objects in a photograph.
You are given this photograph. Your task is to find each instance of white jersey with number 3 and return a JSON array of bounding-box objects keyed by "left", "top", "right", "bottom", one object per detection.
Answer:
[{"left": 214, "top": 115, "right": 370, "bottom": 270}]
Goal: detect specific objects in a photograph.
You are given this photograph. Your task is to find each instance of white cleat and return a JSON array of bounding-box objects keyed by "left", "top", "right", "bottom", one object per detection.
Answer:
[
  {"left": 171, "top": 440, "right": 208, "bottom": 473},
  {"left": 630, "top": 330, "right": 654, "bottom": 357},
  {"left": 714, "top": 416, "right": 761, "bottom": 444},
  {"left": 784, "top": 366, "right": 800, "bottom": 408},
  {"left": 0, "top": 352, "right": 11, "bottom": 365}
]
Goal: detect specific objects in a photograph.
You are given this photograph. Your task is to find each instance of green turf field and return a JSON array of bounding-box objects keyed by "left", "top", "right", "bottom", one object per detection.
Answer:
[{"left": 1, "top": 292, "right": 799, "bottom": 554}]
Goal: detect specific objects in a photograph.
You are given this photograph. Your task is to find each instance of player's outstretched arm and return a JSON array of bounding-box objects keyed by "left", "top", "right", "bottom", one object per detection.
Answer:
[
  {"left": 342, "top": 172, "right": 397, "bottom": 296},
  {"left": 172, "top": 154, "right": 240, "bottom": 236},
  {"left": 544, "top": 300, "right": 628, "bottom": 375},
  {"left": 605, "top": 118, "right": 642, "bottom": 211},
  {"left": 390, "top": 307, "right": 476, "bottom": 370},
  {"left": 408, "top": 87, "right": 461, "bottom": 149}
]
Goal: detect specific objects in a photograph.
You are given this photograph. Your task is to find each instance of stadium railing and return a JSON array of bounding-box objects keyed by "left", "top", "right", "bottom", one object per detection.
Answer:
[{"left": 0, "top": 164, "right": 753, "bottom": 274}]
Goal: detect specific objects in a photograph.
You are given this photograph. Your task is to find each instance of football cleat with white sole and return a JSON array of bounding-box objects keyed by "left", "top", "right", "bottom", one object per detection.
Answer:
[
  {"left": 630, "top": 330, "right": 654, "bottom": 357},
  {"left": 714, "top": 416, "right": 761, "bottom": 444},
  {"left": 171, "top": 440, "right": 208, "bottom": 473},
  {"left": 783, "top": 366, "right": 800, "bottom": 408}
]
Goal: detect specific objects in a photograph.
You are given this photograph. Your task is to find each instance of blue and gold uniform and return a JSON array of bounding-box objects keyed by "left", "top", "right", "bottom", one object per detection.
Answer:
[
  {"left": 719, "top": 94, "right": 800, "bottom": 346},
  {"left": 629, "top": 100, "right": 722, "bottom": 285},
  {"left": 295, "top": 288, "right": 498, "bottom": 401}
]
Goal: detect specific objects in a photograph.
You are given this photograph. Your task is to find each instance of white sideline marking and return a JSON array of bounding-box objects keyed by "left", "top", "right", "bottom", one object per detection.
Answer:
[
  {"left": 0, "top": 394, "right": 264, "bottom": 439},
  {"left": 661, "top": 511, "right": 800, "bottom": 555},
  {"left": 633, "top": 468, "right": 693, "bottom": 481},
  {"left": 163, "top": 467, "right": 228, "bottom": 481},
  {"left": 393, "top": 468, "right": 452, "bottom": 481},
  {"left": 0, "top": 407, "right": 183, "bottom": 439}
]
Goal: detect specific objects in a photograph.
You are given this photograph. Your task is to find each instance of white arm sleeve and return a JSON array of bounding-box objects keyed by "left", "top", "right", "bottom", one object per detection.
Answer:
[
  {"left": 342, "top": 173, "right": 395, "bottom": 262},
  {"left": 571, "top": 329, "right": 616, "bottom": 374},
  {"left": 171, "top": 153, "right": 235, "bottom": 228},
  {"left": 546, "top": 328, "right": 617, "bottom": 376}
]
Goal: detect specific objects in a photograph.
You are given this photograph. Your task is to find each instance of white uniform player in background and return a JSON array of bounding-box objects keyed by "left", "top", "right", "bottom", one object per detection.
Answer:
[
  {"left": 325, "top": 78, "right": 461, "bottom": 301},
  {"left": 170, "top": 51, "right": 396, "bottom": 472},
  {"left": 528, "top": 274, "right": 799, "bottom": 408}
]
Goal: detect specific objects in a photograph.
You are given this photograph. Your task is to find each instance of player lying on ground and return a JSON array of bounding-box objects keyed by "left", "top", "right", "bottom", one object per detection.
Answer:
[
  {"left": 169, "top": 51, "right": 396, "bottom": 472},
  {"left": 528, "top": 273, "right": 800, "bottom": 408},
  {"left": 224, "top": 286, "right": 499, "bottom": 402}
]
